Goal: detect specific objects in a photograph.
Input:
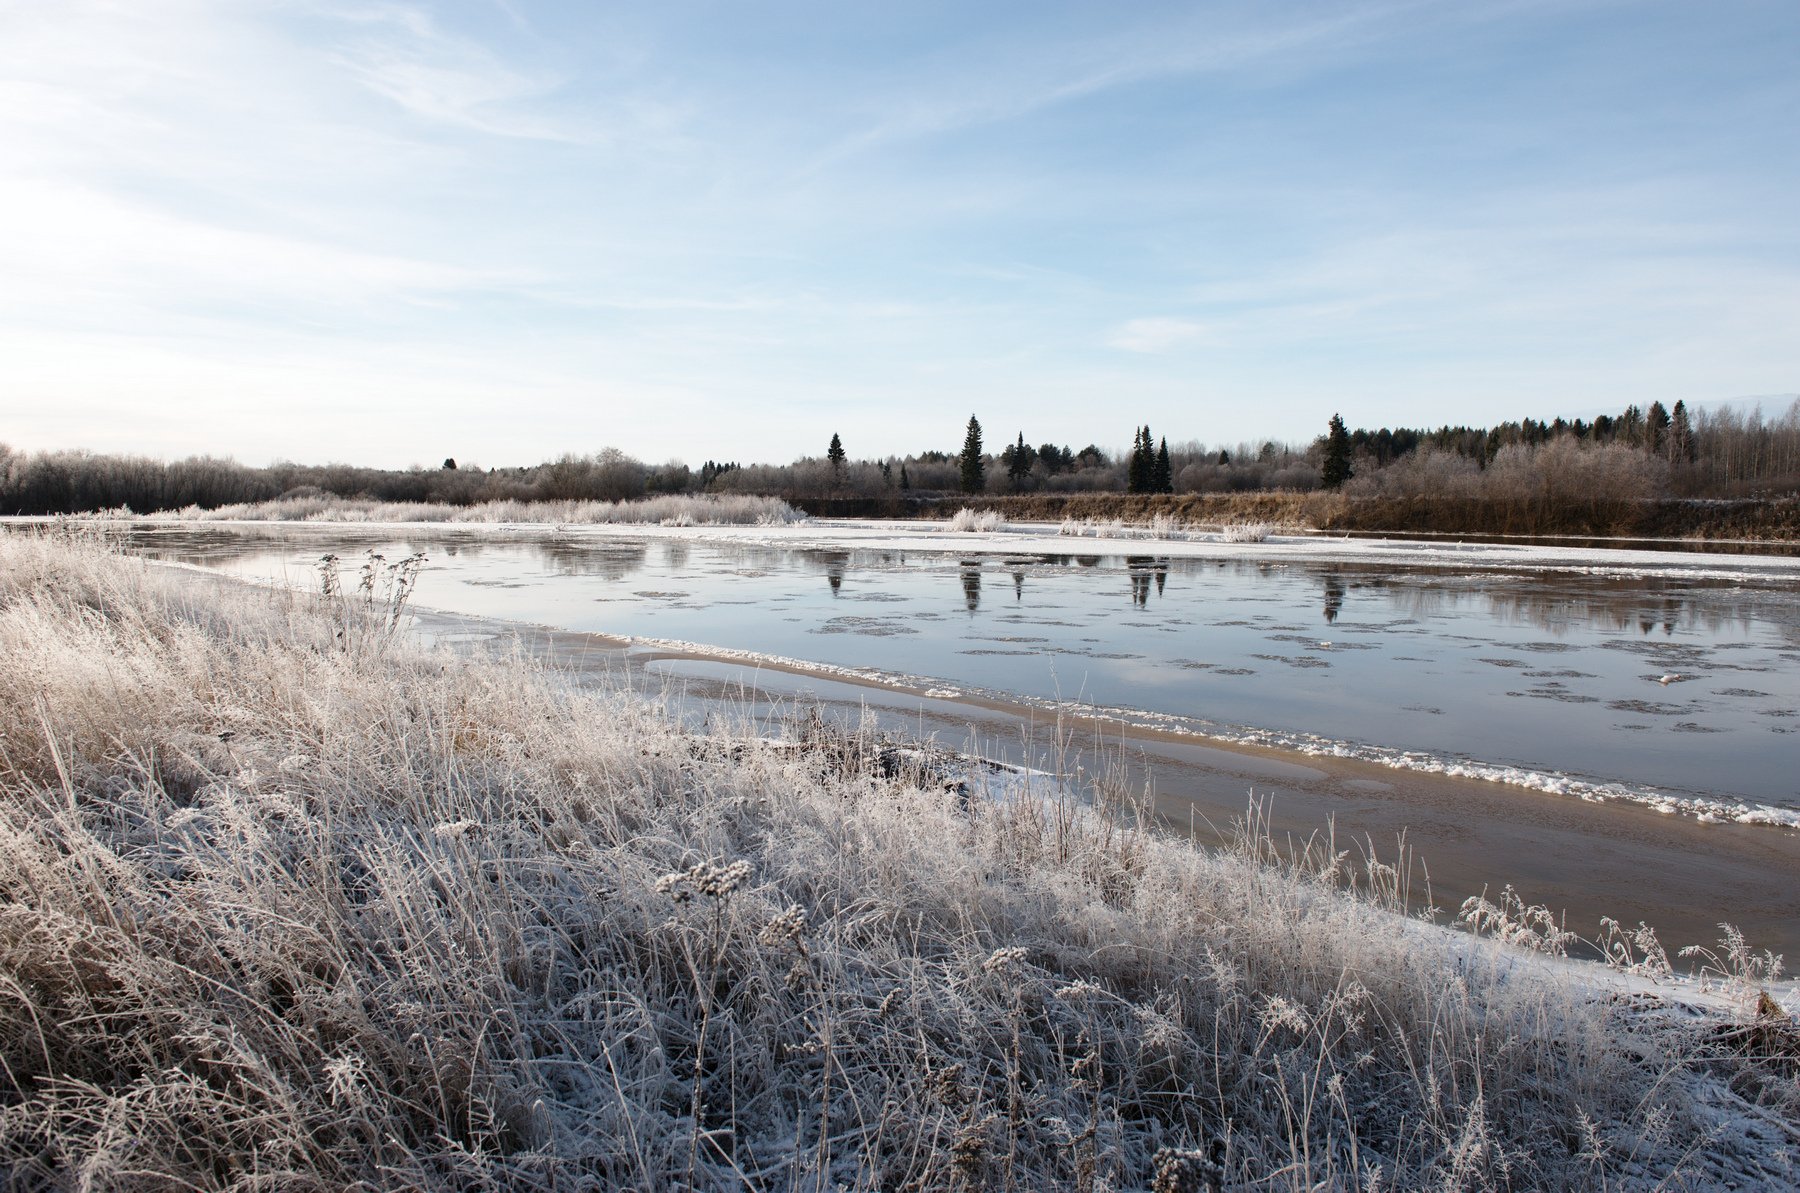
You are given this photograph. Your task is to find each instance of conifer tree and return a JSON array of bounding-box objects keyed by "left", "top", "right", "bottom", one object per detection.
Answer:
[
  {"left": 1646, "top": 402, "right": 1671, "bottom": 458},
  {"left": 1669, "top": 400, "right": 1696, "bottom": 465},
  {"left": 959, "top": 416, "right": 985, "bottom": 493},
  {"left": 1006, "top": 432, "right": 1034, "bottom": 485},
  {"left": 827, "top": 433, "right": 847, "bottom": 485},
  {"left": 1620, "top": 405, "right": 1644, "bottom": 447},
  {"left": 1321, "top": 414, "right": 1354, "bottom": 490},
  {"left": 1127, "top": 426, "right": 1153, "bottom": 493},
  {"left": 900, "top": 463, "right": 911, "bottom": 490},
  {"left": 1154, "top": 437, "right": 1173, "bottom": 493}
]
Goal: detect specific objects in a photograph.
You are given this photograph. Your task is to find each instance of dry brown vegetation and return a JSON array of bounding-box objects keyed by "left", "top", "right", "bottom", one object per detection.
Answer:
[
  {"left": 921, "top": 486, "right": 1800, "bottom": 541},
  {"left": 1, "top": 530, "right": 1795, "bottom": 1189}
]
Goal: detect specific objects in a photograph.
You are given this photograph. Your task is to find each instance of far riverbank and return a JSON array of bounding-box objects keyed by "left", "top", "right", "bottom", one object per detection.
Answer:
[{"left": 791, "top": 490, "right": 1800, "bottom": 542}]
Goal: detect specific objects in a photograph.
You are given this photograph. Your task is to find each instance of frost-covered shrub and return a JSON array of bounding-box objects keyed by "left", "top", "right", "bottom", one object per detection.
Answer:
[
  {"left": 1148, "top": 512, "right": 1184, "bottom": 539},
  {"left": 1217, "top": 520, "right": 1272, "bottom": 543},
  {"left": 947, "top": 507, "right": 1007, "bottom": 532}
]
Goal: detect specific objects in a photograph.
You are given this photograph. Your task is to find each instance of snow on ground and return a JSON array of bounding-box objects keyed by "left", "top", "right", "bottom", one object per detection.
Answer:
[
  {"left": 135, "top": 514, "right": 1800, "bottom": 584},
  {"left": 660, "top": 517, "right": 1800, "bottom": 582}
]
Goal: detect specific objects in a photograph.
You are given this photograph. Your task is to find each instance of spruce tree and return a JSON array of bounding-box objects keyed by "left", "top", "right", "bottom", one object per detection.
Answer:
[
  {"left": 1127, "top": 426, "right": 1151, "bottom": 493},
  {"left": 959, "top": 416, "right": 985, "bottom": 493},
  {"left": 1154, "top": 438, "right": 1173, "bottom": 494},
  {"left": 1646, "top": 402, "right": 1671, "bottom": 458},
  {"left": 1620, "top": 405, "right": 1644, "bottom": 447},
  {"left": 900, "top": 463, "right": 911, "bottom": 490},
  {"left": 1670, "top": 400, "right": 1696, "bottom": 464},
  {"left": 1321, "top": 414, "right": 1354, "bottom": 490},
  {"left": 1007, "top": 433, "right": 1034, "bottom": 485},
  {"left": 827, "top": 433, "right": 847, "bottom": 484}
]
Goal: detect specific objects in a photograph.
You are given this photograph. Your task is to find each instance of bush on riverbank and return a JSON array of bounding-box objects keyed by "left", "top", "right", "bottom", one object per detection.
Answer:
[{"left": 1, "top": 531, "right": 1793, "bottom": 1189}]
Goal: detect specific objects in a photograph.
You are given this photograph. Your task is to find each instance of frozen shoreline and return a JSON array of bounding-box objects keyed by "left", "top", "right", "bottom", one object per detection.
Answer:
[
  {"left": 622, "top": 630, "right": 1800, "bottom": 831},
  {"left": 80, "top": 512, "right": 1800, "bottom": 582}
]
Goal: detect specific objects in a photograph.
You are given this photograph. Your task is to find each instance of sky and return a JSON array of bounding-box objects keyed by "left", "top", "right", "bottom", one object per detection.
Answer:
[{"left": 2, "top": 0, "right": 1797, "bottom": 468}]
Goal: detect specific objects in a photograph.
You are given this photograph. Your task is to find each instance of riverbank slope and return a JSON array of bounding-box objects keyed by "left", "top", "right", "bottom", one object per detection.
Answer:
[{"left": 2, "top": 530, "right": 1794, "bottom": 1188}]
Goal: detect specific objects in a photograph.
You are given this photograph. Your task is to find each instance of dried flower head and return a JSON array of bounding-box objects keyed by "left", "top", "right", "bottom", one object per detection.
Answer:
[
  {"left": 982, "top": 946, "right": 1029, "bottom": 973},
  {"left": 758, "top": 904, "right": 808, "bottom": 946}
]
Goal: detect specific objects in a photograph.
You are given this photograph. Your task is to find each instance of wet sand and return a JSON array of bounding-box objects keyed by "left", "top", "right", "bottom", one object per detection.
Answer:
[{"left": 414, "top": 608, "right": 1800, "bottom": 962}]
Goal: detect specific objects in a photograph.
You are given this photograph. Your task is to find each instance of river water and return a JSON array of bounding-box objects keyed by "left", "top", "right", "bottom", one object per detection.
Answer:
[{"left": 131, "top": 525, "right": 1800, "bottom": 823}]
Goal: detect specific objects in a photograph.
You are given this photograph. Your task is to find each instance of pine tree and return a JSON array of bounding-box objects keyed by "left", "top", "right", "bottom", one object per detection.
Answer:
[
  {"left": 1154, "top": 437, "right": 1173, "bottom": 494},
  {"left": 827, "top": 433, "right": 847, "bottom": 485},
  {"left": 959, "top": 416, "right": 985, "bottom": 493},
  {"left": 1321, "top": 414, "right": 1354, "bottom": 489}
]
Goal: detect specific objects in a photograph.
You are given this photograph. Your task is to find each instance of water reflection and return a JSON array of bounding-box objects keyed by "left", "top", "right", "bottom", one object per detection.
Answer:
[
  {"left": 535, "top": 541, "right": 648, "bottom": 581},
  {"left": 1481, "top": 579, "right": 1775, "bottom": 641},
  {"left": 1126, "top": 557, "right": 1170, "bottom": 607},
  {"left": 1322, "top": 572, "right": 1345, "bottom": 624},
  {"left": 960, "top": 561, "right": 982, "bottom": 612},
  {"left": 1012, "top": 569, "right": 1026, "bottom": 602},
  {"left": 806, "top": 550, "right": 849, "bottom": 596}
]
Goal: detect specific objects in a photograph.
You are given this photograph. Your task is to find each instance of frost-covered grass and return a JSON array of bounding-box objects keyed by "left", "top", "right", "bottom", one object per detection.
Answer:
[
  {"left": 2, "top": 529, "right": 1796, "bottom": 1190},
  {"left": 1058, "top": 515, "right": 1127, "bottom": 538},
  {"left": 1055, "top": 514, "right": 1196, "bottom": 541},
  {"left": 142, "top": 492, "right": 806, "bottom": 526},
  {"left": 1217, "top": 520, "right": 1274, "bottom": 543},
  {"left": 946, "top": 507, "right": 1007, "bottom": 532}
]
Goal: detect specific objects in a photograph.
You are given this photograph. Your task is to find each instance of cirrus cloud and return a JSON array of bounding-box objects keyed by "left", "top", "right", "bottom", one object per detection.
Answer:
[{"left": 1106, "top": 317, "right": 1216, "bottom": 354}]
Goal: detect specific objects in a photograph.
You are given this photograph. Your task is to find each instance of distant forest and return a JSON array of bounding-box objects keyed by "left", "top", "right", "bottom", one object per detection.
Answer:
[{"left": 3, "top": 397, "right": 1797, "bottom": 516}]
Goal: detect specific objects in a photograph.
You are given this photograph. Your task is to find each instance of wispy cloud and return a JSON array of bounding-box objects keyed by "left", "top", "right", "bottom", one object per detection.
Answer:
[
  {"left": 328, "top": 5, "right": 587, "bottom": 142},
  {"left": 1107, "top": 317, "right": 1217, "bottom": 353},
  {"left": 813, "top": 1, "right": 1425, "bottom": 166}
]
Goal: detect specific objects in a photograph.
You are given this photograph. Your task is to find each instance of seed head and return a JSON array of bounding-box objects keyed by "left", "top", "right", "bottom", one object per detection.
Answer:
[{"left": 982, "top": 946, "right": 1029, "bottom": 973}]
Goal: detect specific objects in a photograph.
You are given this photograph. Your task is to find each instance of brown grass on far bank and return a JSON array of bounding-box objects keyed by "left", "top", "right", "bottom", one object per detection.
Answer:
[{"left": 844, "top": 491, "right": 1800, "bottom": 542}]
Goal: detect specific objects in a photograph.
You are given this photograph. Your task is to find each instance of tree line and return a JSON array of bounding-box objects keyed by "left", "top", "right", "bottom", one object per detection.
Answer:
[{"left": 2, "top": 397, "right": 1794, "bottom": 515}]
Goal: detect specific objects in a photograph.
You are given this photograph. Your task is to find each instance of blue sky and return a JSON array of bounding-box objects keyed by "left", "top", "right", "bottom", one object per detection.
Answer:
[{"left": 2, "top": 1, "right": 1796, "bottom": 467}]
